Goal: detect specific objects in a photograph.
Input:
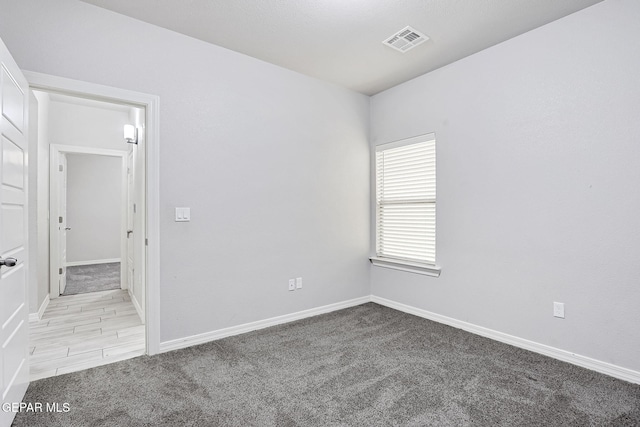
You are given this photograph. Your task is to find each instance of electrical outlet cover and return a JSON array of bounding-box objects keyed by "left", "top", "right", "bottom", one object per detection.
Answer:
[
  {"left": 288, "top": 279, "right": 295, "bottom": 291},
  {"left": 296, "top": 277, "right": 302, "bottom": 289},
  {"left": 553, "top": 302, "right": 565, "bottom": 318}
]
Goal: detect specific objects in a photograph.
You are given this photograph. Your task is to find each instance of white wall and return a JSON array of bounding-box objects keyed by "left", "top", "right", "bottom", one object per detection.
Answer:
[
  {"left": 48, "top": 101, "right": 130, "bottom": 152},
  {"left": 27, "top": 92, "right": 39, "bottom": 314},
  {"left": 3, "top": 0, "right": 637, "bottom": 379},
  {"left": 29, "top": 91, "right": 51, "bottom": 315},
  {"left": 370, "top": 0, "right": 640, "bottom": 372},
  {"left": 0, "top": 0, "right": 370, "bottom": 342},
  {"left": 65, "top": 154, "right": 122, "bottom": 264}
]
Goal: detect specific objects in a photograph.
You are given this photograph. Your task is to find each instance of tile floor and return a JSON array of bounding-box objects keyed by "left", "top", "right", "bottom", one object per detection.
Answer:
[{"left": 29, "top": 289, "right": 145, "bottom": 381}]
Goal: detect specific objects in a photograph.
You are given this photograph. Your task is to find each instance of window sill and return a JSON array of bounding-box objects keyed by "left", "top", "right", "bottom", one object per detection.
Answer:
[{"left": 369, "top": 257, "right": 441, "bottom": 277}]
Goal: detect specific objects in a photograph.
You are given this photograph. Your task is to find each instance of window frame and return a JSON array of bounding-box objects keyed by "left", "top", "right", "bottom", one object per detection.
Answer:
[{"left": 370, "top": 133, "right": 440, "bottom": 277}]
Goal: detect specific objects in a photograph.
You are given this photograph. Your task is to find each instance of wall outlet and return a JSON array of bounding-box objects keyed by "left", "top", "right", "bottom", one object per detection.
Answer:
[
  {"left": 296, "top": 277, "right": 302, "bottom": 289},
  {"left": 288, "top": 279, "right": 295, "bottom": 291},
  {"left": 553, "top": 302, "right": 565, "bottom": 319}
]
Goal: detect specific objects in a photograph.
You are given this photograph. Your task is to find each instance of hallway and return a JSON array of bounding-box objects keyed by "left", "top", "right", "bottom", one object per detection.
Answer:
[{"left": 29, "top": 289, "right": 144, "bottom": 381}]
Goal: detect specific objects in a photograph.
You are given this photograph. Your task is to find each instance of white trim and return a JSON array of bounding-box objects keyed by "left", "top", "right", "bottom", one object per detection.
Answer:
[
  {"left": 29, "top": 294, "right": 50, "bottom": 323},
  {"left": 65, "top": 258, "right": 121, "bottom": 267},
  {"left": 159, "top": 296, "right": 371, "bottom": 353},
  {"left": 158, "top": 292, "right": 639, "bottom": 384},
  {"left": 375, "top": 132, "right": 436, "bottom": 151},
  {"left": 48, "top": 148, "right": 64, "bottom": 299},
  {"left": 128, "top": 288, "right": 145, "bottom": 325},
  {"left": 49, "top": 145, "right": 125, "bottom": 157},
  {"left": 370, "top": 257, "right": 441, "bottom": 277},
  {"left": 371, "top": 295, "right": 640, "bottom": 385},
  {"left": 119, "top": 153, "right": 128, "bottom": 290},
  {"left": 38, "top": 294, "right": 50, "bottom": 321},
  {"left": 26, "top": 71, "right": 160, "bottom": 356}
]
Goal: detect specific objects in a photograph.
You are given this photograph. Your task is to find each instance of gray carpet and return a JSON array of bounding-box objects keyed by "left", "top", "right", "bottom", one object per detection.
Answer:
[
  {"left": 12, "top": 303, "right": 640, "bottom": 426},
  {"left": 61, "top": 263, "right": 121, "bottom": 296}
]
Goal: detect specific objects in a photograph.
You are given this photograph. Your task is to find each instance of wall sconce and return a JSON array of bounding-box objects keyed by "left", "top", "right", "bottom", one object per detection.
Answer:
[{"left": 124, "top": 124, "right": 138, "bottom": 144}]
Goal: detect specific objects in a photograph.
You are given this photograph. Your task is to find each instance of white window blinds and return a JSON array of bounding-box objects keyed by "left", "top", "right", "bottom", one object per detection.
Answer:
[{"left": 375, "top": 135, "right": 436, "bottom": 265}]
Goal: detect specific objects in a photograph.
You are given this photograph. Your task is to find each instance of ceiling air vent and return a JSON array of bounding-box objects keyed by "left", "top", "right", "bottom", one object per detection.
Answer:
[{"left": 383, "top": 26, "right": 429, "bottom": 53}]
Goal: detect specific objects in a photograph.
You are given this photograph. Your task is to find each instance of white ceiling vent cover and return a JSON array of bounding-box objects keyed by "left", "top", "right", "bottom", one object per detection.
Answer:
[{"left": 383, "top": 26, "right": 429, "bottom": 53}]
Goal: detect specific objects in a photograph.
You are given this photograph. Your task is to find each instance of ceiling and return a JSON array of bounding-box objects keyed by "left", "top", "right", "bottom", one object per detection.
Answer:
[{"left": 78, "top": 0, "right": 603, "bottom": 95}]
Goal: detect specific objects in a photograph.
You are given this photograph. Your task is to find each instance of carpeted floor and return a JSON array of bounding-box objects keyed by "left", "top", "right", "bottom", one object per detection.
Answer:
[
  {"left": 13, "top": 303, "right": 640, "bottom": 426},
  {"left": 61, "top": 263, "right": 121, "bottom": 296}
]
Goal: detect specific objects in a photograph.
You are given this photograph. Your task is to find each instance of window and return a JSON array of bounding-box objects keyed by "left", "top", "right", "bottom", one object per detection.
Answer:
[{"left": 371, "top": 134, "right": 439, "bottom": 276}]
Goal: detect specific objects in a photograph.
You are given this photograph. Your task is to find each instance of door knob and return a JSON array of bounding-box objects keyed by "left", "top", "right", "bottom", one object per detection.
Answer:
[
  {"left": 65, "top": 227, "right": 72, "bottom": 230},
  {"left": 127, "top": 230, "right": 133, "bottom": 238},
  {"left": 0, "top": 257, "right": 17, "bottom": 268}
]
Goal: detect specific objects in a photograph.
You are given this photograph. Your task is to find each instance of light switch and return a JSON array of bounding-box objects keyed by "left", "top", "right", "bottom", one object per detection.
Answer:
[{"left": 175, "top": 207, "right": 191, "bottom": 222}]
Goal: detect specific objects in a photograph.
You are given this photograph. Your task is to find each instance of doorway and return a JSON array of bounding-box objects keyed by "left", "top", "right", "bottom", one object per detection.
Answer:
[
  {"left": 49, "top": 146, "right": 129, "bottom": 299},
  {"left": 28, "top": 89, "right": 149, "bottom": 380},
  {"left": 25, "top": 69, "right": 160, "bottom": 355}
]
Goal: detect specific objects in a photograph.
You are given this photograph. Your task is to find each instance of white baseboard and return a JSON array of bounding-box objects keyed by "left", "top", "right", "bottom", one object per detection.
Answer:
[
  {"left": 66, "top": 258, "right": 121, "bottom": 267},
  {"left": 371, "top": 295, "right": 640, "bottom": 385},
  {"left": 158, "top": 292, "right": 640, "bottom": 385},
  {"left": 160, "top": 296, "right": 371, "bottom": 353},
  {"left": 128, "top": 288, "right": 145, "bottom": 325},
  {"left": 29, "top": 294, "right": 50, "bottom": 323}
]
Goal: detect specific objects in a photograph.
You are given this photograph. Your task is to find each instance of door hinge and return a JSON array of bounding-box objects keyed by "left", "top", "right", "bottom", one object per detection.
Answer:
[
  {"left": 133, "top": 203, "right": 136, "bottom": 213},
  {"left": 59, "top": 268, "right": 63, "bottom": 275},
  {"left": 59, "top": 164, "right": 64, "bottom": 172},
  {"left": 145, "top": 238, "right": 148, "bottom": 246},
  {"left": 59, "top": 216, "right": 63, "bottom": 223}
]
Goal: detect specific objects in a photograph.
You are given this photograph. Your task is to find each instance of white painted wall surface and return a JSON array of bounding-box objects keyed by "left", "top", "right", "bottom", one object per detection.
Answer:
[
  {"left": 0, "top": 0, "right": 370, "bottom": 342},
  {"left": 27, "top": 92, "right": 40, "bottom": 314},
  {"left": 48, "top": 101, "right": 130, "bottom": 152},
  {"left": 370, "top": 0, "right": 640, "bottom": 372},
  {"left": 65, "top": 154, "right": 122, "bottom": 264},
  {"left": 32, "top": 91, "right": 51, "bottom": 314}
]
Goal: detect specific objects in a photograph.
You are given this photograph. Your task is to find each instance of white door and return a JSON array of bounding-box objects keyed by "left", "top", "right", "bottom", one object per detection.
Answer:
[
  {"left": 0, "top": 38, "right": 30, "bottom": 426},
  {"left": 126, "top": 149, "right": 134, "bottom": 294},
  {"left": 58, "top": 153, "right": 68, "bottom": 295}
]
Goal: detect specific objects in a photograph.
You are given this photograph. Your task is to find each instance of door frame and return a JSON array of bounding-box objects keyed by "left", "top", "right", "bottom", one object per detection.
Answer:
[
  {"left": 26, "top": 71, "right": 161, "bottom": 355},
  {"left": 49, "top": 145, "right": 128, "bottom": 298}
]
